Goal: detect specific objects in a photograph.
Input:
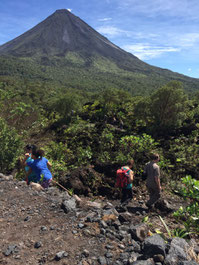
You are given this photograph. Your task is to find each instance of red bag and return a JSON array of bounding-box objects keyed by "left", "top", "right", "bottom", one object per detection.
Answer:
[{"left": 116, "top": 168, "right": 129, "bottom": 188}]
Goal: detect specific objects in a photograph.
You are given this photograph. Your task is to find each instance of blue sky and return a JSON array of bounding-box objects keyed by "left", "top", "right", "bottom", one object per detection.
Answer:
[{"left": 0, "top": 0, "right": 199, "bottom": 78}]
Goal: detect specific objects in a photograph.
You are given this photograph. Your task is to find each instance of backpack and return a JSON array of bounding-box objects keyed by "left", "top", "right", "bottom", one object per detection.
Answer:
[{"left": 116, "top": 167, "right": 129, "bottom": 188}]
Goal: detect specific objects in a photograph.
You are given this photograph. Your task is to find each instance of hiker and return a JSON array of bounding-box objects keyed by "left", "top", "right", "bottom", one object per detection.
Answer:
[
  {"left": 26, "top": 149, "right": 53, "bottom": 189},
  {"left": 23, "top": 144, "right": 38, "bottom": 185},
  {"left": 117, "top": 159, "right": 134, "bottom": 205},
  {"left": 144, "top": 153, "right": 161, "bottom": 209}
]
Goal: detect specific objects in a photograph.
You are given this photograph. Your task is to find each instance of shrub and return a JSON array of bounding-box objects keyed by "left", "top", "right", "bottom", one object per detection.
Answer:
[
  {"left": 115, "top": 133, "right": 161, "bottom": 177},
  {"left": 116, "top": 133, "right": 158, "bottom": 162},
  {"left": 173, "top": 175, "right": 199, "bottom": 233},
  {"left": 45, "top": 141, "right": 73, "bottom": 178},
  {"left": 0, "top": 118, "right": 23, "bottom": 173}
]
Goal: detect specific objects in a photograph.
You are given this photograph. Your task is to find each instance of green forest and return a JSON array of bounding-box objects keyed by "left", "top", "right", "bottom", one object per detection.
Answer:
[{"left": 1, "top": 71, "right": 199, "bottom": 236}]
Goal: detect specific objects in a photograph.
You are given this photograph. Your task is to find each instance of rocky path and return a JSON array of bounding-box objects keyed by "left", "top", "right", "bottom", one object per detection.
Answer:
[{"left": 0, "top": 174, "right": 198, "bottom": 265}]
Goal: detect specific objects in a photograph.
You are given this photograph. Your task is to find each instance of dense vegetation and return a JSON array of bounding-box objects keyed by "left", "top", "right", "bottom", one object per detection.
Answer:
[
  {"left": 1, "top": 71, "right": 199, "bottom": 236},
  {"left": 1, "top": 55, "right": 199, "bottom": 97},
  {"left": 1, "top": 74, "right": 199, "bottom": 175}
]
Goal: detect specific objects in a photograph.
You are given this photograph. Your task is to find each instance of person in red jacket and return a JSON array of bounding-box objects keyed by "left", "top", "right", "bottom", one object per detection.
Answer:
[{"left": 120, "top": 159, "right": 134, "bottom": 205}]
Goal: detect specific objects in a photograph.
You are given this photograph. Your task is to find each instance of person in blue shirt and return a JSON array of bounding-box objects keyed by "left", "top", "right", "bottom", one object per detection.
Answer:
[
  {"left": 26, "top": 149, "right": 53, "bottom": 189},
  {"left": 23, "top": 144, "right": 39, "bottom": 184}
]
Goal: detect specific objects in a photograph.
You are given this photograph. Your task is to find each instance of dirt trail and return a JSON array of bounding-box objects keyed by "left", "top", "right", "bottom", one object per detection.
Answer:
[{"left": 0, "top": 177, "right": 198, "bottom": 265}]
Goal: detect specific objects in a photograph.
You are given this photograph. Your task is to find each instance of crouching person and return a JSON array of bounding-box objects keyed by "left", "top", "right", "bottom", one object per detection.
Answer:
[
  {"left": 23, "top": 144, "right": 38, "bottom": 185},
  {"left": 26, "top": 149, "right": 53, "bottom": 189}
]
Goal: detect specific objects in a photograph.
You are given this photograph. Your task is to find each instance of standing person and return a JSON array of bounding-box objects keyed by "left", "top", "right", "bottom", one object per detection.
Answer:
[
  {"left": 23, "top": 144, "right": 38, "bottom": 185},
  {"left": 26, "top": 149, "right": 53, "bottom": 189},
  {"left": 120, "top": 159, "right": 134, "bottom": 205},
  {"left": 144, "top": 153, "right": 161, "bottom": 209}
]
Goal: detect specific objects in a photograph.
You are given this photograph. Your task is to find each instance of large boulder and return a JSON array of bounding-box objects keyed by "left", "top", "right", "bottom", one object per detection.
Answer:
[
  {"left": 154, "top": 198, "right": 174, "bottom": 213},
  {"left": 59, "top": 166, "right": 102, "bottom": 195},
  {"left": 142, "top": 234, "right": 166, "bottom": 258},
  {"left": 61, "top": 197, "right": 76, "bottom": 213},
  {"left": 59, "top": 164, "right": 119, "bottom": 197},
  {"left": 129, "top": 224, "right": 149, "bottom": 242},
  {"left": 164, "top": 237, "right": 196, "bottom": 265}
]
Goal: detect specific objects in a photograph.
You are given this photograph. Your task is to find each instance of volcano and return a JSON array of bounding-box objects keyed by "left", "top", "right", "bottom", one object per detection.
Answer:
[
  {"left": 0, "top": 10, "right": 137, "bottom": 60},
  {"left": 0, "top": 9, "right": 199, "bottom": 94}
]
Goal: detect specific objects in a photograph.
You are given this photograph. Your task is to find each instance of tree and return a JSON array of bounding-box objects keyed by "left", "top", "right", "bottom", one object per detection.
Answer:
[
  {"left": 48, "top": 91, "right": 84, "bottom": 121},
  {"left": 149, "top": 81, "right": 188, "bottom": 133},
  {"left": 99, "top": 88, "right": 132, "bottom": 110}
]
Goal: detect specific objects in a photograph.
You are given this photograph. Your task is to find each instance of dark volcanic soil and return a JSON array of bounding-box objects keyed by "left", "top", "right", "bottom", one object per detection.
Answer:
[
  {"left": 0, "top": 178, "right": 104, "bottom": 264},
  {"left": 0, "top": 175, "right": 198, "bottom": 265}
]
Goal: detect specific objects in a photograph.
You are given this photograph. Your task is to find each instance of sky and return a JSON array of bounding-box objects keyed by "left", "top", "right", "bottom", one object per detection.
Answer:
[{"left": 0, "top": 0, "right": 199, "bottom": 78}]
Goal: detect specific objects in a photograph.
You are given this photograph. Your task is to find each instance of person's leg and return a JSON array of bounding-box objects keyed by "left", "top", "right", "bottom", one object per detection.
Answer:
[
  {"left": 40, "top": 179, "right": 52, "bottom": 189},
  {"left": 121, "top": 188, "right": 133, "bottom": 205},
  {"left": 26, "top": 176, "right": 29, "bottom": 185},
  {"left": 28, "top": 174, "right": 39, "bottom": 185},
  {"left": 121, "top": 188, "right": 127, "bottom": 204},
  {"left": 146, "top": 187, "right": 160, "bottom": 207},
  {"left": 126, "top": 188, "right": 133, "bottom": 203},
  {"left": 152, "top": 190, "right": 161, "bottom": 205}
]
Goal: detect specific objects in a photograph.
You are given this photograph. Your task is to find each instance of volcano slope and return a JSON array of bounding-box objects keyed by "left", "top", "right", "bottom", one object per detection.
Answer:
[{"left": 1, "top": 9, "right": 199, "bottom": 96}]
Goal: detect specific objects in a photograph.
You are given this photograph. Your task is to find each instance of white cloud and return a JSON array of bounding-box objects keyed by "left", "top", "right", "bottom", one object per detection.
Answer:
[
  {"left": 67, "top": 9, "right": 72, "bottom": 12},
  {"left": 98, "top": 18, "right": 112, "bottom": 22},
  {"left": 117, "top": 0, "right": 199, "bottom": 19},
  {"left": 133, "top": 32, "right": 160, "bottom": 40},
  {"left": 122, "top": 43, "right": 180, "bottom": 60},
  {"left": 96, "top": 21, "right": 199, "bottom": 61},
  {"left": 175, "top": 33, "right": 199, "bottom": 48},
  {"left": 97, "top": 26, "right": 129, "bottom": 37}
]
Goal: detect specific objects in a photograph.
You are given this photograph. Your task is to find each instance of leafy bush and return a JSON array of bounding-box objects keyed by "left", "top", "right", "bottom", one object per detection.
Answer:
[
  {"left": 115, "top": 133, "right": 161, "bottom": 178},
  {"left": 116, "top": 133, "right": 158, "bottom": 161},
  {"left": 173, "top": 175, "right": 199, "bottom": 233},
  {"left": 0, "top": 118, "right": 23, "bottom": 172},
  {"left": 45, "top": 141, "right": 73, "bottom": 178},
  {"left": 76, "top": 146, "right": 93, "bottom": 166},
  {"left": 95, "top": 126, "right": 116, "bottom": 163},
  {"left": 166, "top": 133, "right": 199, "bottom": 178}
]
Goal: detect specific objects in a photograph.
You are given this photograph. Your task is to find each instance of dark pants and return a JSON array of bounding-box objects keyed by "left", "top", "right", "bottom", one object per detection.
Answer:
[
  {"left": 146, "top": 186, "right": 160, "bottom": 207},
  {"left": 121, "top": 188, "right": 133, "bottom": 204}
]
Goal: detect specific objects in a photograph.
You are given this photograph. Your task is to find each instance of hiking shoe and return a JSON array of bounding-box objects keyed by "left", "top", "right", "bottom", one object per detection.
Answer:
[
  {"left": 145, "top": 203, "right": 152, "bottom": 209},
  {"left": 145, "top": 204, "right": 154, "bottom": 213}
]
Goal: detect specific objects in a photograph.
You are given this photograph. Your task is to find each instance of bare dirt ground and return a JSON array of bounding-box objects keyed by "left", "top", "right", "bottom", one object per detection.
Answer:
[
  {"left": 0, "top": 177, "right": 198, "bottom": 265},
  {"left": 0, "top": 179, "right": 104, "bottom": 265}
]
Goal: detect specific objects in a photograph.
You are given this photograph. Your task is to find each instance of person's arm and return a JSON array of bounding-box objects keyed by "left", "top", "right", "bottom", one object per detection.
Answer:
[
  {"left": 129, "top": 170, "right": 134, "bottom": 183},
  {"left": 154, "top": 176, "right": 161, "bottom": 191},
  {"left": 47, "top": 161, "right": 52, "bottom": 169},
  {"left": 25, "top": 167, "right": 32, "bottom": 180},
  {"left": 22, "top": 153, "right": 30, "bottom": 166},
  {"left": 154, "top": 166, "right": 161, "bottom": 191}
]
